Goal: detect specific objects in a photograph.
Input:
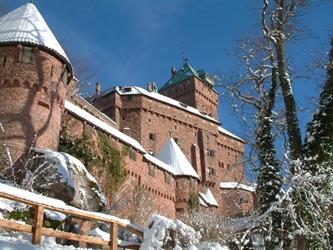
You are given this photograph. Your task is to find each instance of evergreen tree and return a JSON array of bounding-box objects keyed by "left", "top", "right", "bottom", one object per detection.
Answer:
[{"left": 256, "top": 67, "right": 284, "bottom": 248}]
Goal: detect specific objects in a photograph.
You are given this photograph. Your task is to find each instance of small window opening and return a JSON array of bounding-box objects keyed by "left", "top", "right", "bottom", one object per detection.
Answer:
[
  {"left": 129, "top": 149, "right": 136, "bottom": 161},
  {"left": 208, "top": 167, "right": 216, "bottom": 176},
  {"left": 164, "top": 172, "right": 171, "bottom": 184},
  {"left": 19, "top": 46, "right": 33, "bottom": 63},
  {"left": 61, "top": 68, "right": 69, "bottom": 84},
  {"left": 38, "top": 100, "right": 49, "bottom": 109},
  {"left": 149, "top": 133, "right": 156, "bottom": 141},
  {"left": 207, "top": 149, "right": 216, "bottom": 157},
  {"left": 148, "top": 163, "right": 155, "bottom": 176},
  {"left": 3, "top": 56, "right": 6, "bottom": 68}
]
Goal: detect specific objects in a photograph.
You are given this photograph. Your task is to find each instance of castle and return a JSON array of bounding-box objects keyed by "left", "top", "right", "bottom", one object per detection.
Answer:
[{"left": 0, "top": 3, "right": 255, "bottom": 221}]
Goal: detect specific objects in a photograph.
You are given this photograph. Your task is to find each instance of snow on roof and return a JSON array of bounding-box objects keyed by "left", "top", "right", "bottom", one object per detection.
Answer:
[
  {"left": 218, "top": 126, "right": 245, "bottom": 142},
  {"left": 156, "top": 138, "right": 200, "bottom": 180},
  {"left": 65, "top": 100, "right": 178, "bottom": 177},
  {"left": 0, "top": 182, "right": 133, "bottom": 228},
  {"left": 199, "top": 197, "right": 208, "bottom": 207},
  {"left": 220, "top": 182, "right": 256, "bottom": 192},
  {"left": 75, "top": 95, "right": 117, "bottom": 126},
  {"left": 143, "top": 153, "right": 176, "bottom": 175},
  {"left": 64, "top": 100, "right": 145, "bottom": 153},
  {"left": 0, "top": 3, "right": 71, "bottom": 71},
  {"left": 199, "top": 188, "right": 219, "bottom": 207},
  {"left": 114, "top": 86, "right": 219, "bottom": 123}
]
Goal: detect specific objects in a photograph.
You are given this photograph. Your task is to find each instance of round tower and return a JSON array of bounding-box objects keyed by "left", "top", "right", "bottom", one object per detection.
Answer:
[{"left": 0, "top": 4, "right": 73, "bottom": 171}]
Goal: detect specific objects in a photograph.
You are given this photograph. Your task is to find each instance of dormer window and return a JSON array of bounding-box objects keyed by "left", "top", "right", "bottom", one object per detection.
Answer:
[
  {"left": 61, "top": 68, "right": 69, "bottom": 84},
  {"left": 19, "top": 46, "right": 34, "bottom": 63}
]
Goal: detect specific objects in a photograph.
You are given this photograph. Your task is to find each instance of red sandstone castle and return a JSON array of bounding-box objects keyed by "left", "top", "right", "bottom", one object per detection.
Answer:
[{"left": 0, "top": 4, "right": 254, "bottom": 220}]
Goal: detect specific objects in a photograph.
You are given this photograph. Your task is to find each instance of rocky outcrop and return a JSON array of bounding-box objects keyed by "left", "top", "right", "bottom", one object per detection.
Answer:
[{"left": 22, "top": 148, "right": 105, "bottom": 211}]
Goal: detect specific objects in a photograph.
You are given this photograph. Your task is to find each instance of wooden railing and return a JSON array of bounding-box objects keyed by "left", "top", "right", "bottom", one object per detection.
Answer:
[{"left": 0, "top": 189, "right": 143, "bottom": 250}]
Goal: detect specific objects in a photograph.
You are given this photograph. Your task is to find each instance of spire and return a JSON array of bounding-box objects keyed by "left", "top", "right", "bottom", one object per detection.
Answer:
[
  {"left": 156, "top": 138, "right": 200, "bottom": 179},
  {"left": 0, "top": 3, "right": 72, "bottom": 72}
]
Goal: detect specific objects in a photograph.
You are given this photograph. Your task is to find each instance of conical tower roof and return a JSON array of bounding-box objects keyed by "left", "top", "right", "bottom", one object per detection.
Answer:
[
  {"left": 0, "top": 3, "right": 71, "bottom": 72},
  {"left": 156, "top": 138, "right": 200, "bottom": 179}
]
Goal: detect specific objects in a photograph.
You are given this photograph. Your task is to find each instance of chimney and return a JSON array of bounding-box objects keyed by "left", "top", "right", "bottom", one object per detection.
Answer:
[
  {"left": 95, "top": 82, "right": 101, "bottom": 95},
  {"left": 147, "top": 81, "right": 157, "bottom": 92},
  {"left": 171, "top": 67, "right": 176, "bottom": 78}
]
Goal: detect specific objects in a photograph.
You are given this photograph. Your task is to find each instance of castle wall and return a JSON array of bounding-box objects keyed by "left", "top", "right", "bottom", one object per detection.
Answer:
[
  {"left": 220, "top": 189, "right": 254, "bottom": 217},
  {"left": 90, "top": 89, "right": 250, "bottom": 217},
  {"left": 193, "top": 78, "right": 218, "bottom": 119},
  {"left": 0, "top": 45, "right": 68, "bottom": 169},
  {"left": 61, "top": 111, "right": 176, "bottom": 221}
]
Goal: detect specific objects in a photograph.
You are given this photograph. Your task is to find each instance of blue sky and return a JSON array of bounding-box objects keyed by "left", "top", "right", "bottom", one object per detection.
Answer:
[{"left": 6, "top": 0, "right": 333, "bottom": 148}]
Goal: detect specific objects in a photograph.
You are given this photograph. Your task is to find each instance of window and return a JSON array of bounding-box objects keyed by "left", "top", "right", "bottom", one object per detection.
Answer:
[
  {"left": 3, "top": 56, "right": 6, "bottom": 67},
  {"left": 208, "top": 167, "right": 216, "bottom": 176},
  {"left": 190, "top": 178, "right": 196, "bottom": 188},
  {"left": 207, "top": 149, "right": 216, "bottom": 157},
  {"left": 149, "top": 133, "right": 156, "bottom": 141},
  {"left": 227, "top": 164, "right": 231, "bottom": 170},
  {"left": 164, "top": 172, "right": 171, "bottom": 184},
  {"left": 61, "top": 68, "right": 69, "bottom": 84},
  {"left": 148, "top": 163, "right": 155, "bottom": 176},
  {"left": 19, "top": 46, "right": 33, "bottom": 63},
  {"left": 240, "top": 194, "right": 248, "bottom": 204},
  {"left": 126, "top": 95, "right": 133, "bottom": 101},
  {"left": 219, "top": 161, "right": 224, "bottom": 168},
  {"left": 174, "top": 138, "right": 181, "bottom": 147},
  {"left": 129, "top": 149, "right": 136, "bottom": 161}
]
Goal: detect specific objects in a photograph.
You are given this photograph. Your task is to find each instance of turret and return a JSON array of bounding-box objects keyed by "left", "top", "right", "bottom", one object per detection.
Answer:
[
  {"left": 156, "top": 138, "right": 201, "bottom": 215},
  {"left": 0, "top": 4, "right": 73, "bottom": 171},
  {"left": 159, "top": 62, "right": 219, "bottom": 119}
]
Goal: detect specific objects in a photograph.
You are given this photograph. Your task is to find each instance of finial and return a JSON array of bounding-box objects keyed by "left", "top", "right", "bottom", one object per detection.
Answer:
[{"left": 180, "top": 42, "right": 188, "bottom": 65}]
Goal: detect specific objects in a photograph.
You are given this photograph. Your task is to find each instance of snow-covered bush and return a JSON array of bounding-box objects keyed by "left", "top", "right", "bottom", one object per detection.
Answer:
[
  {"left": 181, "top": 211, "right": 232, "bottom": 246},
  {"left": 140, "top": 214, "right": 230, "bottom": 250}
]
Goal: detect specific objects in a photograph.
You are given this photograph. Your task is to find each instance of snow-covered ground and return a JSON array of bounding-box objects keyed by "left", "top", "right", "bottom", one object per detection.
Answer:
[{"left": 0, "top": 231, "right": 91, "bottom": 250}]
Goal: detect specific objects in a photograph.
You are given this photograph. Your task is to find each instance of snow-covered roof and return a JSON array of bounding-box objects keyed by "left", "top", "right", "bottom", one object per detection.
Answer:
[
  {"left": 0, "top": 3, "right": 71, "bottom": 71},
  {"left": 218, "top": 126, "right": 245, "bottom": 142},
  {"left": 113, "top": 86, "right": 219, "bottom": 123},
  {"left": 199, "top": 188, "right": 219, "bottom": 207},
  {"left": 65, "top": 100, "right": 180, "bottom": 177},
  {"left": 64, "top": 100, "right": 145, "bottom": 153},
  {"left": 199, "top": 197, "right": 208, "bottom": 207},
  {"left": 156, "top": 138, "right": 200, "bottom": 180},
  {"left": 220, "top": 182, "right": 256, "bottom": 192},
  {"left": 143, "top": 153, "right": 176, "bottom": 175}
]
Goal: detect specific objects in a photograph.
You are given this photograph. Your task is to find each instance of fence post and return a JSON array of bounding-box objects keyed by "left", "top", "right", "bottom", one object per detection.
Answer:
[
  {"left": 32, "top": 205, "right": 44, "bottom": 245},
  {"left": 109, "top": 221, "right": 118, "bottom": 250}
]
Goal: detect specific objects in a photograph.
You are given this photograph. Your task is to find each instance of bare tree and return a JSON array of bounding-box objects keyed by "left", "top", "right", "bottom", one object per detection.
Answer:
[{"left": 220, "top": 1, "right": 333, "bottom": 248}]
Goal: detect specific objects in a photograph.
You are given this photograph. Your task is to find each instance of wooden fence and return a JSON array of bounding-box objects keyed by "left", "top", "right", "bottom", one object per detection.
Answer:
[{"left": 0, "top": 190, "right": 143, "bottom": 250}]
